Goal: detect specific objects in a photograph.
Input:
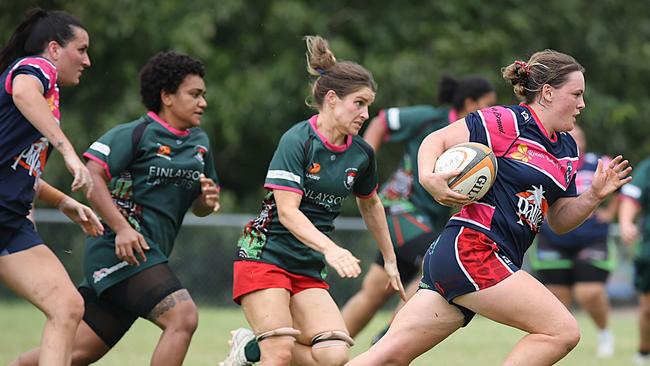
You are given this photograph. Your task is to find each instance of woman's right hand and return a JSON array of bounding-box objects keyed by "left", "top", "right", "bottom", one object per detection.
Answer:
[
  {"left": 323, "top": 245, "right": 361, "bottom": 278},
  {"left": 115, "top": 226, "right": 150, "bottom": 266},
  {"left": 419, "top": 170, "right": 470, "bottom": 207},
  {"left": 64, "top": 153, "right": 93, "bottom": 196}
]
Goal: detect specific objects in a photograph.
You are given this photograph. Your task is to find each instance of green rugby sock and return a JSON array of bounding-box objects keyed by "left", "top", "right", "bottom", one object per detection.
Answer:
[{"left": 244, "top": 339, "right": 261, "bottom": 362}]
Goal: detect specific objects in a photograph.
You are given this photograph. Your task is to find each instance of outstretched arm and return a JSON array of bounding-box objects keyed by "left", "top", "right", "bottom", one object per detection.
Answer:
[
  {"left": 86, "top": 160, "right": 150, "bottom": 266},
  {"left": 13, "top": 74, "right": 92, "bottom": 194},
  {"left": 356, "top": 194, "right": 406, "bottom": 300},
  {"left": 274, "top": 189, "right": 361, "bottom": 279},
  {"left": 619, "top": 196, "right": 641, "bottom": 246},
  {"left": 547, "top": 156, "right": 632, "bottom": 234},
  {"left": 36, "top": 179, "right": 103, "bottom": 236}
]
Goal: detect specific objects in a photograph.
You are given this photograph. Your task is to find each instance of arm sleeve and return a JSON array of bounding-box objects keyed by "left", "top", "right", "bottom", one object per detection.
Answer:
[
  {"left": 465, "top": 106, "right": 521, "bottom": 156},
  {"left": 383, "top": 106, "right": 441, "bottom": 143},
  {"left": 353, "top": 145, "right": 379, "bottom": 198},
  {"left": 264, "top": 132, "right": 306, "bottom": 195},
  {"left": 4, "top": 57, "right": 56, "bottom": 95},
  {"left": 83, "top": 124, "right": 137, "bottom": 180}
]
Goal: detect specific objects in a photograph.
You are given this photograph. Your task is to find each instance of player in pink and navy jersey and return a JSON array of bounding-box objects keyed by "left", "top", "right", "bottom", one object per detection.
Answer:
[
  {"left": 0, "top": 8, "right": 94, "bottom": 366},
  {"left": 348, "top": 50, "right": 632, "bottom": 366}
]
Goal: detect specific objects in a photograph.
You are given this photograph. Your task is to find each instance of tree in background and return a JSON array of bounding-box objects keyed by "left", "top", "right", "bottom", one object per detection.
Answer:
[{"left": 2, "top": 0, "right": 649, "bottom": 213}]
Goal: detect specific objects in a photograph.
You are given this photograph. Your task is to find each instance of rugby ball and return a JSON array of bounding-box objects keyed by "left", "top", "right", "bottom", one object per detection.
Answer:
[{"left": 434, "top": 142, "right": 497, "bottom": 202}]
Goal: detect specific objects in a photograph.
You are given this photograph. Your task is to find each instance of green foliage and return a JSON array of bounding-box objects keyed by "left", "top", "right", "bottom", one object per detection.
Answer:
[{"left": 1, "top": 0, "right": 648, "bottom": 209}]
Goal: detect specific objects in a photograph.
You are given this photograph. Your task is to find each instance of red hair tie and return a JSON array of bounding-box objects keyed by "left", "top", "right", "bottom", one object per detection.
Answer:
[{"left": 515, "top": 60, "right": 530, "bottom": 74}]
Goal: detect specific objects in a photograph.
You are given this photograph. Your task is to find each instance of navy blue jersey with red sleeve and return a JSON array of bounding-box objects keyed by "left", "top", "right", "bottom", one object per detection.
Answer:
[
  {"left": 0, "top": 56, "right": 59, "bottom": 225},
  {"left": 447, "top": 104, "right": 578, "bottom": 266},
  {"left": 539, "top": 152, "right": 611, "bottom": 247}
]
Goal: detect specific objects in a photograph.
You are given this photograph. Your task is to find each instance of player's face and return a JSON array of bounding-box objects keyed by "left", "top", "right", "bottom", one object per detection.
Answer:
[
  {"left": 332, "top": 87, "right": 375, "bottom": 136},
  {"left": 54, "top": 26, "right": 91, "bottom": 87},
  {"left": 550, "top": 71, "right": 585, "bottom": 132},
  {"left": 164, "top": 74, "right": 207, "bottom": 129}
]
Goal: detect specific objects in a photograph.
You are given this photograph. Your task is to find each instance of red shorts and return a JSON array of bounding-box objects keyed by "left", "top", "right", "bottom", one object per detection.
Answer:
[{"left": 232, "top": 260, "right": 329, "bottom": 304}]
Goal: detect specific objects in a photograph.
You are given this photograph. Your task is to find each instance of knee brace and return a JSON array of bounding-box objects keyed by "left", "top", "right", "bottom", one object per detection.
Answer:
[
  {"left": 256, "top": 327, "right": 301, "bottom": 342},
  {"left": 311, "top": 330, "right": 355, "bottom": 349}
]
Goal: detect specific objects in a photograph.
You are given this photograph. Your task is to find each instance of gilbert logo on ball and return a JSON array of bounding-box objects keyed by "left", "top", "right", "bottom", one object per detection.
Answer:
[{"left": 434, "top": 142, "right": 497, "bottom": 202}]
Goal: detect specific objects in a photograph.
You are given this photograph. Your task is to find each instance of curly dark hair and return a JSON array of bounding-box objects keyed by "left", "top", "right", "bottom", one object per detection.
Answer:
[{"left": 139, "top": 51, "right": 205, "bottom": 112}]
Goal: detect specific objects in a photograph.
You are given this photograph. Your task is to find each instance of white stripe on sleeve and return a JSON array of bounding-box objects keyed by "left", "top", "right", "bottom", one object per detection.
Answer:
[
  {"left": 267, "top": 170, "right": 301, "bottom": 184},
  {"left": 387, "top": 108, "right": 401, "bottom": 130},
  {"left": 89, "top": 141, "right": 111, "bottom": 156},
  {"left": 621, "top": 184, "right": 642, "bottom": 200}
]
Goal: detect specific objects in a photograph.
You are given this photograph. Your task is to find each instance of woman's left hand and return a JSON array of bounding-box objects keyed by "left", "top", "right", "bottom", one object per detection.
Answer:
[
  {"left": 590, "top": 156, "right": 632, "bottom": 200},
  {"left": 58, "top": 196, "right": 104, "bottom": 236},
  {"left": 198, "top": 174, "right": 220, "bottom": 212},
  {"left": 383, "top": 259, "right": 407, "bottom": 301}
]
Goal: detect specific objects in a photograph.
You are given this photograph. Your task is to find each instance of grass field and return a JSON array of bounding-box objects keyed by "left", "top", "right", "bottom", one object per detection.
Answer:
[{"left": 0, "top": 301, "right": 640, "bottom": 365}]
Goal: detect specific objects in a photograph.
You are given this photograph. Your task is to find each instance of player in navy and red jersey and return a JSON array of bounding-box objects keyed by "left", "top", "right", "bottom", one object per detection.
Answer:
[
  {"left": 530, "top": 125, "right": 619, "bottom": 358},
  {"left": 0, "top": 8, "right": 95, "bottom": 366},
  {"left": 341, "top": 74, "right": 496, "bottom": 342},
  {"left": 348, "top": 50, "right": 632, "bottom": 366}
]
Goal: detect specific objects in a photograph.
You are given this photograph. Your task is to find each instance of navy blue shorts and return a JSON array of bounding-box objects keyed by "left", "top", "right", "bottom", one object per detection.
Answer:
[
  {"left": 0, "top": 217, "right": 44, "bottom": 256},
  {"left": 374, "top": 231, "right": 435, "bottom": 283},
  {"left": 419, "top": 225, "right": 519, "bottom": 325}
]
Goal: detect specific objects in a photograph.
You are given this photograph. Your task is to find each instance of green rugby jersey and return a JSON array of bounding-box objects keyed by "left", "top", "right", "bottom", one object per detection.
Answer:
[
  {"left": 82, "top": 111, "right": 218, "bottom": 294},
  {"left": 621, "top": 158, "right": 650, "bottom": 260},
  {"left": 377, "top": 105, "right": 451, "bottom": 233},
  {"left": 237, "top": 115, "right": 378, "bottom": 280}
]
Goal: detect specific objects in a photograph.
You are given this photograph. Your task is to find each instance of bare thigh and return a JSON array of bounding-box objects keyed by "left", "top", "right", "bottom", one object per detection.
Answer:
[
  {"left": 241, "top": 288, "right": 293, "bottom": 333},
  {"left": 349, "top": 290, "right": 464, "bottom": 365},
  {"left": 290, "top": 288, "right": 348, "bottom": 344},
  {"left": 0, "top": 245, "right": 79, "bottom": 313},
  {"left": 379, "top": 290, "right": 464, "bottom": 354},
  {"left": 455, "top": 270, "right": 575, "bottom": 336}
]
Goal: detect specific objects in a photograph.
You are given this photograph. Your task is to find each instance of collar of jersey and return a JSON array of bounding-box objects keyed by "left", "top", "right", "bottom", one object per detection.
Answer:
[
  {"left": 520, "top": 103, "right": 558, "bottom": 142},
  {"left": 309, "top": 114, "right": 352, "bottom": 153},
  {"left": 147, "top": 111, "right": 190, "bottom": 137}
]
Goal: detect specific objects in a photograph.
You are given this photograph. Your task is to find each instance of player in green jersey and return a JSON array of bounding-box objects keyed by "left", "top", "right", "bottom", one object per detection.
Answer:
[
  {"left": 13, "top": 51, "right": 219, "bottom": 366},
  {"left": 220, "top": 35, "right": 405, "bottom": 366},
  {"left": 620, "top": 157, "right": 650, "bottom": 364},
  {"left": 341, "top": 74, "right": 496, "bottom": 342}
]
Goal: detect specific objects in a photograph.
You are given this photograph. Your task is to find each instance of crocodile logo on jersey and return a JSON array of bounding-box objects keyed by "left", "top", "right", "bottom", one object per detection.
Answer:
[
  {"left": 344, "top": 168, "right": 358, "bottom": 190},
  {"left": 156, "top": 144, "right": 171, "bottom": 160},
  {"left": 515, "top": 185, "right": 548, "bottom": 233},
  {"left": 510, "top": 144, "right": 531, "bottom": 163},
  {"left": 194, "top": 145, "right": 207, "bottom": 164}
]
